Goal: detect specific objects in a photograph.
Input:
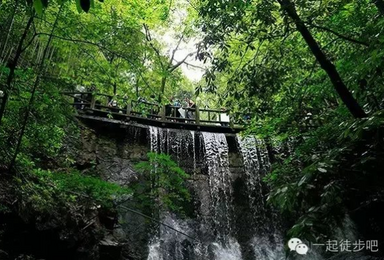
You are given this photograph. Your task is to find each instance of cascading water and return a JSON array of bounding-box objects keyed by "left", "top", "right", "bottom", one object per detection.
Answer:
[
  {"left": 146, "top": 215, "right": 197, "bottom": 260},
  {"left": 237, "top": 136, "right": 268, "bottom": 221},
  {"left": 201, "top": 132, "right": 233, "bottom": 240},
  {"left": 144, "top": 127, "right": 287, "bottom": 260},
  {"left": 236, "top": 135, "right": 285, "bottom": 260},
  {"left": 190, "top": 130, "right": 196, "bottom": 172},
  {"left": 149, "top": 126, "right": 160, "bottom": 153},
  {"left": 149, "top": 126, "right": 196, "bottom": 169},
  {"left": 146, "top": 127, "right": 201, "bottom": 260},
  {"left": 236, "top": 136, "right": 282, "bottom": 233},
  {"left": 121, "top": 126, "right": 367, "bottom": 260}
]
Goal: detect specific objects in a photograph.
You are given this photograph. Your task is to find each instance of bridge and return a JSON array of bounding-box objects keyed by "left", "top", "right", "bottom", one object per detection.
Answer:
[{"left": 63, "top": 92, "right": 245, "bottom": 133}]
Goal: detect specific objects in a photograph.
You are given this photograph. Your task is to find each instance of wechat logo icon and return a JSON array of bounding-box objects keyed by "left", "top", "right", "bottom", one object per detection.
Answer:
[{"left": 288, "top": 238, "right": 309, "bottom": 255}]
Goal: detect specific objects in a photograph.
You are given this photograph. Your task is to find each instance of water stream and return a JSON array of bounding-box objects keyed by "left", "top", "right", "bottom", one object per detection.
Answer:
[
  {"left": 138, "top": 127, "right": 363, "bottom": 260},
  {"left": 143, "top": 127, "right": 287, "bottom": 259}
]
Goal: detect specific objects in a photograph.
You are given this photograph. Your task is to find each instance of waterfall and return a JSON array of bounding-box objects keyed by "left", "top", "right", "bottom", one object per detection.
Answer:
[
  {"left": 146, "top": 215, "right": 196, "bottom": 260},
  {"left": 149, "top": 126, "right": 196, "bottom": 169},
  {"left": 144, "top": 128, "right": 288, "bottom": 260},
  {"left": 146, "top": 127, "right": 202, "bottom": 260},
  {"left": 201, "top": 132, "right": 233, "bottom": 240},
  {"left": 237, "top": 136, "right": 267, "bottom": 220},
  {"left": 236, "top": 135, "right": 281, "bottom": 233},
  {"left": 210, "top": 239, "right": 242, "bottom": 260},
  {"left": 190, "top": 130, "right": 196, "bottom": 172},
  {"left": 102, "top": 125, "right": 370, "bottom": 260},
  {"left": 149, "top": 126, "right": 160, "bottom": 153},
  {"left": 236, "top": 135, "right": 285, "bottom": 260}
]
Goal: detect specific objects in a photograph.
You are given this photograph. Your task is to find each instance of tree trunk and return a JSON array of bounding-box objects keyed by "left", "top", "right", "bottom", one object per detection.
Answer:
[
  {"left": 373, "top": 0, "right": 384, "bottom": 15},
  {"left": 278, "top": 0, "right": 367, "bottom": 118},
  {"left": 9, "top": 7, "right": 63, "bottom": 171},
  {"left": 0, "top": 15, "right": 34, "bottom": 129},
  {"left": 135, "top": 78, "right": 139, "bottom": 98},
  {"left": 158, "top": 76, "right": 167, "bottom": 103},
  {"left": 0, "top": 0, "right": 18, "bottom": 59},
  {"left": 0, "top": 92, "right": 8, "bottom": 126}
]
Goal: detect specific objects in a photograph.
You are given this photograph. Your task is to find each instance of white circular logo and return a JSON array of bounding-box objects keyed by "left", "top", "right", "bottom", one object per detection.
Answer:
[
  {"left": 295, "top": 243, "right": 309, "bottom": 255},
  {"left": 288, "top": 238, "right": 309, "bottom": 255},
  {"left": 288, "top": 238, "right": 302, "bottom": 251}
]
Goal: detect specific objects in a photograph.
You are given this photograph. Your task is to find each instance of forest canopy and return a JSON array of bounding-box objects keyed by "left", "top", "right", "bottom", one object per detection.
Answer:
[
  {"left": 1, "top": 0, "right": 384, "bottom": 249},
  {"left": 195, "top": 0, "right": 384, "bottom": 240}
]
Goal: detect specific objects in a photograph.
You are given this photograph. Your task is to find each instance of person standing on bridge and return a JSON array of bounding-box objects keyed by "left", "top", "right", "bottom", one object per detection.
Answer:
[
  {"left": 74, "top": 85, "right": 86, "bottom": 110},
  {"left": 149, "top": 94, "right": 159, "bottom": 119},
  {"left": 165, "top": 97, "right": 182, "bottom": 121},
  {"left": 174, "top": 98, "right": 186, "bottom": 121},
  {"left": 108, "top": 96, "right": 119, "bottom": 115},
  {"left": 185, "top": 98, "right": 196, "bottom": 120}
]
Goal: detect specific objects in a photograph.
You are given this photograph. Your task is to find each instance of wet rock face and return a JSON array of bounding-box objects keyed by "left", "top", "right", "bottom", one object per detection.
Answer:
[
  {"left": 43, "top": 122, "right": 384, "bottom": 260},
  {"left": 71, "top": 124, "right": 254, "bottom": 260},
  {"left": 76, "top": 126, "right": 147, "bottom": 181}
]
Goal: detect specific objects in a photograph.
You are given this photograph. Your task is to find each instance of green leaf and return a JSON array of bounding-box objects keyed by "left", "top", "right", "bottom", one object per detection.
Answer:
[
  {"left": 298, "top": 175, "right": 307, "bottom": 186},
  {"left": 318, "top": 168, "right": 327, "bottom": 173},
  {"left": 33, "top": 0, "right": 44, "bottom": 16},
  {"left": 75, "top": 0, "right": 83, "bottom": 13}
]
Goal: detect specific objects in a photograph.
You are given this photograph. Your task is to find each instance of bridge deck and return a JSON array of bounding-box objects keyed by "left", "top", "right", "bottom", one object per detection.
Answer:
[{"left": 64, "top": 92, "right": 244, "bottom": 133}]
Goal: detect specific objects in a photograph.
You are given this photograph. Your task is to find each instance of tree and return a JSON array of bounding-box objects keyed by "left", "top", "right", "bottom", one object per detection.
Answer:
[
  {"left": 196, "top": 0, "right": 384, "bottom": 241},
  {"left": 372, "top": 0, "right": 384, "bottom": 15},
  {"left": 0, "top": 0, "right": 183, "bottom": 170},
  {"left": 134, "top": 152, "right": 191, "bottom": 217},
  {"left": 198, "top": 0, "right": 367, "bottom": 118},
  {"left": 0, "top": 14, "right": 34, "bottom": 128},
  {"left": 144, "top": 24, "right": 196, "bottom": 102},
  {"left": 142, "top": 1, "right": 200, "bottom": 102},
  {"left": 277, "top": 0, "right": 366, "bottom": 118}
]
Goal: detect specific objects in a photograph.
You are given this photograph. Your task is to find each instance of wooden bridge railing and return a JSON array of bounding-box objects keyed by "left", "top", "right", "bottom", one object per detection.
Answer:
[{"left": 62, "top": 91, "right": 237, "bottom": 128}]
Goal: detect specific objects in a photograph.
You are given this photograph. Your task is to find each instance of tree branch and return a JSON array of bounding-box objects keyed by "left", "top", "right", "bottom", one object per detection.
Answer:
[
  {"left": 182, "top": 61, "right": 205, "bottom": 70},
  {"left": 143, "top": 23, "right": 164, "bottom": 70},
  {"left": 169, "top": 34, "right": 184, "bottom": 65},
  {"left": 169, "top": 52, "right": 196, "bottom": 72},
  {"left": 306, "top": 22, "right": 369, "bottom": 47}
]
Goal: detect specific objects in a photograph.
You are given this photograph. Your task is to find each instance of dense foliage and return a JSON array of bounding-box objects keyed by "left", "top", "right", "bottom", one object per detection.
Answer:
[
  {"left": 0, "top": 1, "right": 196, "bottom": 252},
  {"left": 134, "top": 152, "right": 191, "bottom": 216},
  {"left": 0, "top": 0, "right": 196, "bottom": 180},
  {"left": 196, "top": 0, "right": 384, "bottom": 242},
  {"left": 2, "top": 0, "right": 384, "bottom": 252},
  {"left": 19, "top": 169, "right": 131, "bottom": 212}
]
